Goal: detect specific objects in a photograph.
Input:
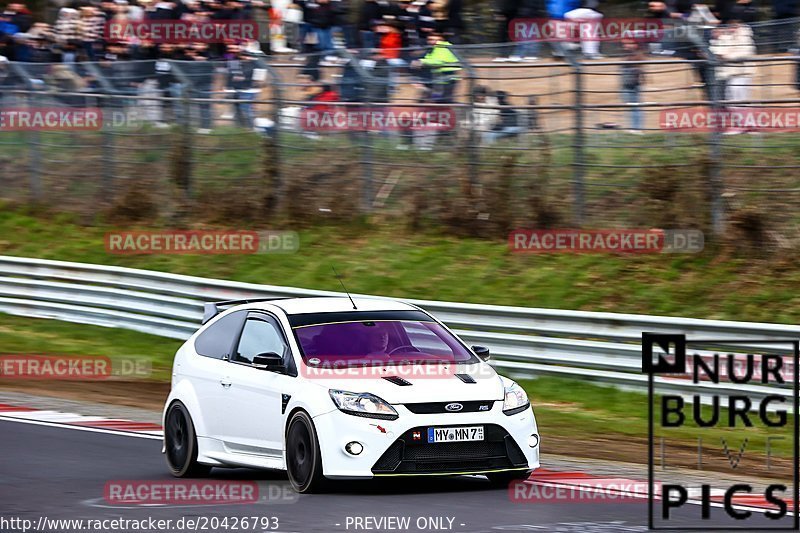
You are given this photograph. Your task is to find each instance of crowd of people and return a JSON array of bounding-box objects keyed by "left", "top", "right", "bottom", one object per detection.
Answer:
[
  {"left": 0, "top": 0, "right": 798, "bottom": 140},
  {"left": 0, "top": 0, "right": 796, "bottom": 64}
]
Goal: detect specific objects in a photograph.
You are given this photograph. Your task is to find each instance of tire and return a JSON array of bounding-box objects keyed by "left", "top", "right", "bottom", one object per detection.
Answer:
[
  {"left": 285, "top": 411, "right": 326, "bottom": 493},
  {"left": 164, "top": 401, "right": 212, "bottom": 478},
  {"left": 486, "top": 469, "right": 532, "bottom": 487}
]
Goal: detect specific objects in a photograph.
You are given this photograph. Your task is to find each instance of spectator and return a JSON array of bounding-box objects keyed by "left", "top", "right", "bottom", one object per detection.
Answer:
[
  {"left": 417, "top": 31, "right": 460, "bottom": 102},
  {"left": 358, "top": 0, "right": 381, "bottom": 48},
  {"left": 415, "top": 0, "right": 437, "bottom": 42},
  {"left": 513, "top": 0, "right": 544, "bottom": 62},
  {"left": 482, "top": 90, "right": 522, "bottom": 144},
  {"left": 710, "top": 20, "right": 755, "bottom": 132},
  {"left": 77, "top": 7, "right": 106, "bottom": 61},
  {"left": 564, "top": 0, "right": 604, "bottom": 59},
  {"left": 620, "top": 39, "right": 645, "bottom": 133},
  {"left": 7, "top": 4, "right": 33, "bottom": 34},
  {"left": 731, "top": 0, "right": 757, "bottom": 23},
  {"left": 445, "top": 0, "right": 464, "bottom": 43},
  {"left": 773, "top": 0, "right": 798, "bottom": 52},
  {"left": 492, "top": 0, "right": 516, "bottom": 61},
  {"left": 305, "top": 0, "right": 337, "bottom": 54},
  {"left": 469, "top": 85, "right": 500, "bottom": 138},
  {"left": 54, "top": 8, "right": 80, "bottom": 48},
  {"left": 225, "top": 43, "right": 260, "bottom": 128}
]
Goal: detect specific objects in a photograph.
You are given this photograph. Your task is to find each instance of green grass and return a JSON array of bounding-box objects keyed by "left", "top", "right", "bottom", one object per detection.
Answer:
[
  {"left": 2, "top": 207, "right": 800, "bottom": 323},
  {"left": 0, "top": 314, "right": 180, "bottom": 381}
]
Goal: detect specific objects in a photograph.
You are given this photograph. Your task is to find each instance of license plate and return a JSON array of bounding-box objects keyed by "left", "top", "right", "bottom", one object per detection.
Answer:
[{"left": 427, "top": 426, "right": 484, "bottom": 443}]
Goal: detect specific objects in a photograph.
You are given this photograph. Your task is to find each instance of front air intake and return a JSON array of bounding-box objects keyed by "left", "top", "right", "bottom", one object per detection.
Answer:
[{"left": 382, "top": 376, "right": 412, "bottom": 386}]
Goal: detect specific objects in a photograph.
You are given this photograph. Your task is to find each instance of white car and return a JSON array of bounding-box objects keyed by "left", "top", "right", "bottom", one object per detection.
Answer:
[{"left": 162, "top": 296, "right": 540, "bottom": 493}]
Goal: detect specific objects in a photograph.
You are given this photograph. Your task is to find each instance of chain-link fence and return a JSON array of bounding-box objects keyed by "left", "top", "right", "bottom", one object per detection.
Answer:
[{"left": 1, "top": 34, "right": 800, "bottom": 246}]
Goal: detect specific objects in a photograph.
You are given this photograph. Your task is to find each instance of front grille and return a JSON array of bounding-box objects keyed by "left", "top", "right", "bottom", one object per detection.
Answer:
[
  {"left": 371, "top": 424, "right": 527, "bottom": 475},
  {"left": 404, "top": 441, "right": 506, "bottom": 461},
  {"left": 404, "top": 401, "right": 495, "bottom": 414}
]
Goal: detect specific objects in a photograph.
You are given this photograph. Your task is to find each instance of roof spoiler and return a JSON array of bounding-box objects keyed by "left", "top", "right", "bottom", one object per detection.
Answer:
[{"left": 201, "top": 297, "right": 293, "bottom": 325}]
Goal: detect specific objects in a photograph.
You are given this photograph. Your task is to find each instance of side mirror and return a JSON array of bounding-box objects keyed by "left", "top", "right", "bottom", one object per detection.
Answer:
[
  {"left": 471, "top": 345, "right": 490, "bottom": 362},
  {"left": 252, "top": 352, "right": 285, "bottom": 372}
]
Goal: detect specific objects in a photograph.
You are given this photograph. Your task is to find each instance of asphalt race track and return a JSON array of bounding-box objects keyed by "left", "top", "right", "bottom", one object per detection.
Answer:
[{"left": 0, "top": 420, "right": 794, "bottom": 533}]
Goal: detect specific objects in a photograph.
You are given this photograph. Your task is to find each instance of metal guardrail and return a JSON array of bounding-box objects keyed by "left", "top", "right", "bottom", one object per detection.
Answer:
[{"left": 0, "top": 254, "right": 797, "bottom": 402}]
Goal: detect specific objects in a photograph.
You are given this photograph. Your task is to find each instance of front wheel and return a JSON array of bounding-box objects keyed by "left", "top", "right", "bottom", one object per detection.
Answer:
[
  {"left": 285, "top": 411, "right": 326, "bottom": 493},
  {"left": 164, "top": 401, "right": 211, "bottom": 478},
  {"left": 486, "top": 469, "right": 532, "bottom": 487}
]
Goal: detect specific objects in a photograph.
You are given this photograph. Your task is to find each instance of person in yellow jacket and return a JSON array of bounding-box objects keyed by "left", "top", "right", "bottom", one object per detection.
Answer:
[{"left": 416, "top": 32, "right": 462, "bottom": 102}]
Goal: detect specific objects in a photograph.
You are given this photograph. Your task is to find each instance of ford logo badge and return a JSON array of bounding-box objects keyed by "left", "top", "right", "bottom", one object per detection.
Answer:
[{"left": 445, "top": 403, "right": 463, "bottom": 412}]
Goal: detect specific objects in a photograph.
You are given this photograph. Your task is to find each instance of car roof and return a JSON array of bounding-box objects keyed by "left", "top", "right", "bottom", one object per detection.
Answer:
[{"left": 260, "top": 296, "right": 418, "bottom": 315}]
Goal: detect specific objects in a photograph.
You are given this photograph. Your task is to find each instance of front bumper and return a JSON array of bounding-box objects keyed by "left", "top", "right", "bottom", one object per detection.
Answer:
[{"left": 312, "top": 402, "right": 540, "bottom": 479}]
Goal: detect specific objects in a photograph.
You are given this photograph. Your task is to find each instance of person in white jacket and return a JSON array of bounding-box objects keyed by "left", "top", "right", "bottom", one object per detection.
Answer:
[
  {"left": 710, "top": 21, "right": 756, "bottom": 103},
  {"left": 564, "top": 0, "right": 604, "bottom": 59}
]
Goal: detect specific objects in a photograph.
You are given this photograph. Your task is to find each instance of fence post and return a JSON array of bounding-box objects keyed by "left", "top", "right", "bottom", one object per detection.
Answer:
[
  {"left": 27, "top": 91, "right": 42, "bottom": 201},
  {"left": 167, "top": 62, "right": 194, "bottom": 207},
  {"left": 698, "top": 35, "right": 725, "bottom": 237},
  {"left": 10, "top": 63, "right": 42, "bottom": 200},
  {"left": 567, "top": 51, "right": 586, "bottom": 227},
  {"left": 83, "top": 63, "right": 118, "bottom": 200},
  {"left": 361, "top": 124, "right": 374, "bottom": 213},
  {"left": 255, "top": 57, "right": 284, "bottom": 216},
  {"left": 451, "top": 48, "right": 479, "bottom": 197},
  {"left": 339, "top": 49, "right": 379, "bottom": 214}
]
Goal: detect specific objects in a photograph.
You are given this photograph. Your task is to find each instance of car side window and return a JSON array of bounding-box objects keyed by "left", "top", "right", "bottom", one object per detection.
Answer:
[
  {"left": 235, "top": 315, "right": 288, "bottom": 365},
  {"left": 194, "top": 311, "right": 245, "bottom": 359}
]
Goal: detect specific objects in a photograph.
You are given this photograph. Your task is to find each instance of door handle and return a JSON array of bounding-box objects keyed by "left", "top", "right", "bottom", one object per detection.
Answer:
[{"left": 220, "top": 378, "right": 232, "bottom": 388}]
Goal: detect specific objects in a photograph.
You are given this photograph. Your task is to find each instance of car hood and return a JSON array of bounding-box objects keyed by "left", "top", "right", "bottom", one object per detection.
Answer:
[{"left": 303, "top": 362, "right": 504, "bottom": 404}]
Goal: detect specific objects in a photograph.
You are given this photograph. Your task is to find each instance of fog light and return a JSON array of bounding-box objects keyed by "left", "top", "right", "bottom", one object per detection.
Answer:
[
  {"left": 345, "top": 441, "right": 364, "bottom": 455},
  {"left": 528, "top": 434, "right": 539, "bottom": 448}
]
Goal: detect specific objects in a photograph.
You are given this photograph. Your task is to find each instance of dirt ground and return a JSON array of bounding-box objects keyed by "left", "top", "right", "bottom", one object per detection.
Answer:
[
  {"left": 268, "top": 54, "right": 800, "bottom": 132},
  {"left": 2, "top": 378, "right": 793, "bottom": 481}
]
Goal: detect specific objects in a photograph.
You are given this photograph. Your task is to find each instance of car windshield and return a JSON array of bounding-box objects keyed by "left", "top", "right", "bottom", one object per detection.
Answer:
[{"left": 289, "top": 311, "right": 476, "bottom": 367}]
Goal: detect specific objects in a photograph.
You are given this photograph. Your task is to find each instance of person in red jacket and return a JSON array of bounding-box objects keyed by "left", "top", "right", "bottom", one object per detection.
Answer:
[{"left": 307, "top": 82, "right": 340, "bottom": 114}]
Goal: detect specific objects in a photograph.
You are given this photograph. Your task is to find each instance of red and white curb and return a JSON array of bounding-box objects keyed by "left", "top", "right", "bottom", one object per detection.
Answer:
[
  {"left": 0, "top": 402, "right": 162, "bottom": 439},
  {"left": 525, "top": 468, "right": 794, "bottom": 514}
]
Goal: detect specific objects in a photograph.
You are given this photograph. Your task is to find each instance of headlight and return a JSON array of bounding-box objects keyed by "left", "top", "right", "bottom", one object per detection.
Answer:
[
  {"left": 329, "top": 390, "right": 399, "bottom": 420},
  {"left": 503, "top": 380, "right": 530, "bottom": 415}
]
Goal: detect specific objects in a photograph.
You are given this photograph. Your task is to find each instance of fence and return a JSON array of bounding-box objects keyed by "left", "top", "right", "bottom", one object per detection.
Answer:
[
  {"left": 1, "top": 35, "right": 800, "bottom": 240},
  {"left": 0, "top": 254, "right": 797, "bottom": 404}
]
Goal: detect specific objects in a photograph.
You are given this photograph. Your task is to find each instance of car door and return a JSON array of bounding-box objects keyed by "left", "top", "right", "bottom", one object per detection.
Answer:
[
  {"left": 217, "top": 311, "right": 294, "bottom": 456},
  {"left": 187, "top": 310, "right": 246, "bottom": 440}
]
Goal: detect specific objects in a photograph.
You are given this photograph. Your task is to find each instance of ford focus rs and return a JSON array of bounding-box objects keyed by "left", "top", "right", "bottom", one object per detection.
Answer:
[{"left": 162, "top": 296, "right": 540, "bottom": 492}]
